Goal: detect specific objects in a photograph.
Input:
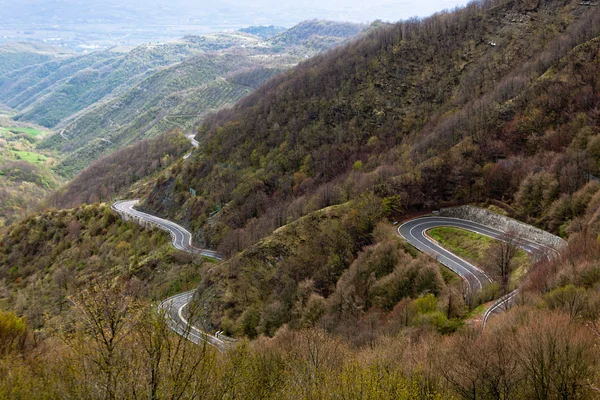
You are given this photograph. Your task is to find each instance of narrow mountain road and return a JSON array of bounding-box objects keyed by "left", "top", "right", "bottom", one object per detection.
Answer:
[
  {"left": 183, "top": 134, "right": 199, "bottom": 159},
  {"left": 111, "top": 200, "right": 226, "bottom": 349},
  {"left": 112, "top": 200, "right": 222, "bottom": 259},
  {"left": 398, "top": 216, "right": 561, "bottom": 325},
  {"left": 159, "top": 291, "right": 227, "bottom": 348},
  {"left": 186, "top": 133, "right": 199, "bottom": 148}
]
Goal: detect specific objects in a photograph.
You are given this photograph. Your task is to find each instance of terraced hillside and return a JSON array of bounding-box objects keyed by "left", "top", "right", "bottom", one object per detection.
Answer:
[
  {"left": 0, "top": 42, "right": 73, "bottom": 76},
  {"left": 0, "top": 21, "right": 365, "bottom": 178}
]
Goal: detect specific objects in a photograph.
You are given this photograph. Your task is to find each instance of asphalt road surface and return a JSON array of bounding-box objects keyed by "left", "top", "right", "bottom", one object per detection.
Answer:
[
  {"left": 112, "top": 200, "right": 222, "bottom": 260},
  {"left": 398, "top": 216, "right": 561, "bottom": 324},
  {"left": 112, "top": 199, "right": 226, "bottom": 349},
  {"left": 186, "top": 134, "right": 199, "bottom": 148},
  {"left": 158, "top": 291, "right": 227, "bottom": 349},
  {"left": 183, "top": 134, "right": 199, "bottom": 159}
]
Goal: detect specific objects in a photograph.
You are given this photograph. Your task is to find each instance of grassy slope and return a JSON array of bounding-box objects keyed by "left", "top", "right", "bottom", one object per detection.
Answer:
[
  {"left": 0, "top": 118, "right": 60, "bottom": 227},
  {"left": 427, "top": 226, "right": 529, "bottom": 284},
  {"left": 0, "top": 126, "right": 45, "bottom": 137},
  {"left": 10, "top": 150, "right": 47, "bottom": 163}
]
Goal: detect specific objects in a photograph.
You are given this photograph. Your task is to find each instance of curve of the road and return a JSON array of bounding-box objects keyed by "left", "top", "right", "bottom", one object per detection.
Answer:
[
  {"left": 398, "top": 216, "right": 562, "bottom": 326},
  {"left": 111, "top": 200, "right": 229, "bottom": 350},
  {"left": 118, "top": 127, "right": 557, "bottom": 338},
  {"left": 183, "top": 134, "right": 199, "bottom": 159}
]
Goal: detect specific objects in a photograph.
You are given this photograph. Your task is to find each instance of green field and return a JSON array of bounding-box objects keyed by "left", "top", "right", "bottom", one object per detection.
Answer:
[
  {"left": 0, "top": 126, "right": 46, "bottom": 137},
  {"left": 427, "top": 226, "right": 529, "bottom": 284},
  {"left": 10, "top": 150, "right": 48, "bottom": 163}
]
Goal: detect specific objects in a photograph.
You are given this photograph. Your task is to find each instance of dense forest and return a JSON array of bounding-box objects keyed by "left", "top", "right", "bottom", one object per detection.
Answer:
[{"left": 46, "top": 131, "right": 190, "bottom": 209}]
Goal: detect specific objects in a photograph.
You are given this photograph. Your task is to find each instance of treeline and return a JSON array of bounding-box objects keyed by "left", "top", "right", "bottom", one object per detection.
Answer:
[
  {"left": 239, "top": 25, "right": 287, "bottom": 39},
  {"left": 270, "top": 20, "right": 366, "bottom": 46},
  {"left": 46, "top": 131, "right": 190, "bottom": 209},
  {"left": 226, "top": 66, "right": 285, "bottom": 89}
]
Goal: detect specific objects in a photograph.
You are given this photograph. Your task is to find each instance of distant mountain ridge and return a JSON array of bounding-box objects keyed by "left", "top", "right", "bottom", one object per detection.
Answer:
[
  {"left": 0, "top": 42, "right": 73, "bottom": 78},
  {"left": 0, "top": 20, "right": 366, "bottom": 178}
]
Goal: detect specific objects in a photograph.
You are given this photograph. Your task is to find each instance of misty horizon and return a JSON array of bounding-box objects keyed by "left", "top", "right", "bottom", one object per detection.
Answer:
[{"left": 0, "top": 0, "right": 472, "bottom": 51}]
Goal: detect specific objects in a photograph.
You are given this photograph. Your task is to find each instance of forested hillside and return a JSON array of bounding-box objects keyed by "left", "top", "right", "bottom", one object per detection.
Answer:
[
  {"left": 0, "top": 20, "right": 365, "bottom": 232},
  {"left": 143, "top": 0, "right": 600, "bottom": 252},
  {"left": 46, "top": 131, "right": 191, "bottom": 209},
  {"left": 1, "top": 41, "right": 206, "bottom": 127},
  {"left": 0, "top": 42, "right": 72, "bottom": 76},
  {"left": 0, "top": 203, "right": 210, "bottom": 328},
  {"left": 239, "top": 25, "right": 287, "bottom": 39},
  {"left": 136, "top": 0, "right": 600, "bottom": 347},
  {"left": 270, "top": 20, "right": 367, "bottom": 49},
  {"left": 2, "top": 0, "right": 600, "bottom": 398},
  {"left": 11, "top": 21, "right": 363, "bottom": 177}
]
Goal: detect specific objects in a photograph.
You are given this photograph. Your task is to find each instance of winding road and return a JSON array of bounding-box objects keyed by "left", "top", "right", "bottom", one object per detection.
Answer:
[
  {"left": 113, "top": 200, "right": 565, "bottom": 346},
  {"left": 111, "top": 200, "right": 227, "bottom": 350},
  {"left": 112, "top": 200, "right": 222, "bottom": 260},
  {"left": 159, "top": 291, "right": 229, "bottom": 349},
  {"left": 398, "top": 216, "right": 562, "bottom": 324},
  {"left": 113, "top": 128, "right": 561, "bottom": 341},
  {"left": 183, "top": 134, "right": 199, "bottom": 159}
]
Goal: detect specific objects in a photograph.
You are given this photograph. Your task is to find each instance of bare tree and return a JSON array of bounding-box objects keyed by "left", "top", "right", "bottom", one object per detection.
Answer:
[
  {"left": 487, "top": 232, "right": 519, "bottom": 294},
  {"left": 70, "top": 279, "right": 142, "bottom": 400}
]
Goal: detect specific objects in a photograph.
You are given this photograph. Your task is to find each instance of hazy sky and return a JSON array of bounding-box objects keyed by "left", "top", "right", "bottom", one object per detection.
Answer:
[
  {"left": 272, "top": 0, "right": 474, "bottom": 21},
  {"left": 0, "top": 0, "right": 476, "bottom": 51},
  {"left": 2, "top": 0, "right": 474, "bottom": 24}
]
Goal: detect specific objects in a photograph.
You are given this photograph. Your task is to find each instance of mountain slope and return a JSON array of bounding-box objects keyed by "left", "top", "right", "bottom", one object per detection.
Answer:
[
  {"left": 33, "top": 21, "right": 365, "bottom": 177},
  {"left": 2, "top": 2, "right": 600, "bottom": 396},
  {"left": 0, "top": 113, "right": 60, "bottom": 227},
  {"left": 0, "top": 51, "right": 116, "bottom": 113},
  {"left": 0, "top": 42, "right": 72, "bottom": 76},
  {"left": 136, "top": 0, "right": 600, "bottom": 337},
  {"left": 141, "top": 0, "right": 600, "bottom": 253},
  {"left": 11, "top": 41, "right": 210, "bottom": 128}
]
